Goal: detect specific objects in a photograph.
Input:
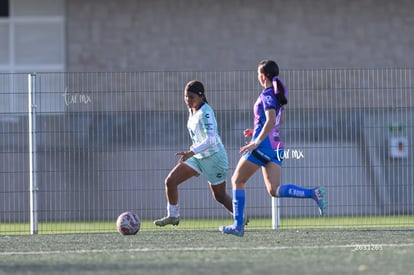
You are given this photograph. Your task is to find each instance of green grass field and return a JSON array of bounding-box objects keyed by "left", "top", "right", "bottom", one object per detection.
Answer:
[
  {"left": 1, "top": 215, "right": 412, "bottom": 234},
  {"left": 0, "top": 216, "right": 413, "bottom": 274},
  {"left": 1, "top": 229, "right": 414, "bottom": 275}
]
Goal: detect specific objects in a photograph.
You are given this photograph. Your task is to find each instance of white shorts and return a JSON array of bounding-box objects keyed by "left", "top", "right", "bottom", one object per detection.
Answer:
[{"left": 184, "top": 149, "right": 229, "bottom": 185}]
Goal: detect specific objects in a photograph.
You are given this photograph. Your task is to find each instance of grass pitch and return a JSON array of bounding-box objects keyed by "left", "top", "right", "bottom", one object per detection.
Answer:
[
  {"left": 1, "top": 228, "right": 414, "bottom": 275},
  {"left": 1, "top": 215, "right": 412, "bottom": 235}
]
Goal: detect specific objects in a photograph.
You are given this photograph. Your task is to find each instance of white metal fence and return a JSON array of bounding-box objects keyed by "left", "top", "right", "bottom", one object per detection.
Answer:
[{"left": 0, "top": 69, "right": 413, "bottom": 234}]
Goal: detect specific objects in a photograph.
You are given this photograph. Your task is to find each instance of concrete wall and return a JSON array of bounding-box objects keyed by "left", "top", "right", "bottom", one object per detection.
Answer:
[{"left": 66, "top": 0, "right": 414, "bottom": 71}]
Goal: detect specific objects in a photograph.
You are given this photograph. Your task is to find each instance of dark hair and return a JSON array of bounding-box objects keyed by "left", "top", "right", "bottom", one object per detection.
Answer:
[
  {"left": 258, "top": 60, "right": 287, "bottom": 105},
  {"left": 185, "top": 80, "right": 208, "bottom": 103}
]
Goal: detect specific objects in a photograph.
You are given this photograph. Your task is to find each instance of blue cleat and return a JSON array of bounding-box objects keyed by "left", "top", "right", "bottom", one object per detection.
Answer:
[
  {"left": 219, "top": 225, "right": 244, "bottom": 237},
  {"left": 313, "top": 186, "right": 326, "bottom": 216}
]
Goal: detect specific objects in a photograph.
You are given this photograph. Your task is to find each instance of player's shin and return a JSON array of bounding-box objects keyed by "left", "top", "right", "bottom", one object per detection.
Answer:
[
  {"left": 278, "top": 184, "right": 313, "bottom": 198},
  {"left": 233, "top": 189, "right": 245, "bottom": 228}
]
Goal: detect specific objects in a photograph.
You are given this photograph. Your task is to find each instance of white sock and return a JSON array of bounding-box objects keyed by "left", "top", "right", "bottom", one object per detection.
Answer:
[{"left": 167, "top": 203, "right": 179, "bottom": 218}]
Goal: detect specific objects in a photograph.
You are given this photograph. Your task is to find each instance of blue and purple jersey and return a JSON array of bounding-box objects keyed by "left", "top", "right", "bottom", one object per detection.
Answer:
[{"left": 252, "top": 87, "right": 284, "bottom": 150}]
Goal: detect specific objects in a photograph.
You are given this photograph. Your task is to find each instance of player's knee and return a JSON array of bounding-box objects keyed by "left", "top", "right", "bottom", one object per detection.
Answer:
[
  {"left": 164, "top": 175, "right": 177, "bottom": 188},
  {"left": 231, "top": 175, "right": 245, "bottom": 189}
]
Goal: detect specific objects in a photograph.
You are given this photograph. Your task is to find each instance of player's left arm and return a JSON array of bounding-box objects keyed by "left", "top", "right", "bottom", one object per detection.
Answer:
[
  {"left": 177, "top": 110, "right": 217, "bottom": 162},
  {"left": 240, "top": 108, "right": 276, "bottom": 154},
  {"left": 255, "top": 108, "right": 276, "bottom": 144},
  {"left": 191, "top": 110, "right": 218, "bottom": 154}
]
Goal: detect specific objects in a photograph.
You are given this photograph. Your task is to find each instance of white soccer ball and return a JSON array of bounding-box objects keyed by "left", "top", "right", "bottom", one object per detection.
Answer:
[{"left": 116, "top": 211, "right": 141, "bottom": 235}]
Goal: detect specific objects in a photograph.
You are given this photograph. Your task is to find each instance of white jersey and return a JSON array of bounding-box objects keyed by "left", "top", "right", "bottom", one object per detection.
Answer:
[{"left": 187, "top": 103, "right": 224, "bottom": 159}]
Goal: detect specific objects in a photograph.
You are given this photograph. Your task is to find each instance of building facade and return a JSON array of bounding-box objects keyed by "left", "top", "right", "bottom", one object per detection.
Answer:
[{"left": 1, "top": 0, "right": 413, "bottom": 74}]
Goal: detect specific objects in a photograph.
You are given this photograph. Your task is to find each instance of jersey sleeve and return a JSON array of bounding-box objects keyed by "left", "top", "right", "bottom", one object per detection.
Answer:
[
  {"left": 191, "top": 109, "right": 218, "bottom": 154},
  {"left": 260, "top": 88, "right": 278, "bottom": 110}
]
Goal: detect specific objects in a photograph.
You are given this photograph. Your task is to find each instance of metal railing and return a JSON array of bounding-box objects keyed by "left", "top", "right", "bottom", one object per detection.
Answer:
[{"left": 0, "top": 69, "right": 413, "bottom": 234}]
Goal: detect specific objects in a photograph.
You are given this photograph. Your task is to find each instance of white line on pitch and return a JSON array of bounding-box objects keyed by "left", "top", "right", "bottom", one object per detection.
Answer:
[{"left": 1, "top": 243, "right": 414, "bottom": 256}]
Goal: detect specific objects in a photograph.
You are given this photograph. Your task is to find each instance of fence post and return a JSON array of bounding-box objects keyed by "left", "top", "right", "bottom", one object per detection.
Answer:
[
  {"left": 271, "top": 197, "right": 280, "bottom": 229},
  {"left": 28, "top": 73, "right": 38, "bottom": 235}
]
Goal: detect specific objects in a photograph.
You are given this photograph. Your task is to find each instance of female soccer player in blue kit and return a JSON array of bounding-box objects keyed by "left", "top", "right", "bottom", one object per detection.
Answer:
[
  {"left": 154, "top": 80, "right": 234, "bottom": 226},
  {"left": 220, "top": 60, "right": 326, "bottom": 237}
]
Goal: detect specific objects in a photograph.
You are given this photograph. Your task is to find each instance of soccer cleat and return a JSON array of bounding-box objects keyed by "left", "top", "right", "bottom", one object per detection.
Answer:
[
  {"left": 313, "top": 186, "right": 326, "bottom": 216},
  {"left": 219, "top": 225, "right": 244, "bottom": 237},
  {"left": 154, "top": 216, "right": 180, "bottom": 227}
]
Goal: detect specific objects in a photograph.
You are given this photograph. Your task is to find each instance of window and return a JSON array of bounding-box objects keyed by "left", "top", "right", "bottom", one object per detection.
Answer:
[
  {"left": 0, "top": 0, "right": 65, "bottom": 114},
  {"left": 0, "top": 0, "right": 65, "bottom": 73},
  {"left": 0, "top": 0, "right": 9, "bottom": 17}
]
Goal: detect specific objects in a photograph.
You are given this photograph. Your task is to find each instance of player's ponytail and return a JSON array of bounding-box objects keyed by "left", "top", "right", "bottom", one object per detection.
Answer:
[
  {"left": 259, "top": 60, "right": 288, "bottom": 106},
  {"left": 272, "top": 77, "right": 288, "bottom": 106}
]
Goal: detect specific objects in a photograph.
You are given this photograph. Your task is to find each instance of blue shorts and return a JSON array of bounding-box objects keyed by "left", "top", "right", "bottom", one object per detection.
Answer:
[{"left": 244, "top": 147, "right": 284, "bottom": 167}]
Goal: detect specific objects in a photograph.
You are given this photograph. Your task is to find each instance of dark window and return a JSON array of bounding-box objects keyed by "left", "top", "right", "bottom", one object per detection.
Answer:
[{"left": 0, "top": 0, "right": 9, "bottom": 17}]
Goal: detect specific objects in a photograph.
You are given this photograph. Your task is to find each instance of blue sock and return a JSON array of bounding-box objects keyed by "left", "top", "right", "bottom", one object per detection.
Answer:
[
  {"left": 232, "top": 189, "right": 245, "bottom": 228},
  {"left": 278, "top": 184, "right": 314, "bottom": 198}
]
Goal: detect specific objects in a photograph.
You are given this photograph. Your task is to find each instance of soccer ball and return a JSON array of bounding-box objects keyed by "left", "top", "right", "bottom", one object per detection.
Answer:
[{"left": 116, "top": 211, "right": 141, "bottom": 235}]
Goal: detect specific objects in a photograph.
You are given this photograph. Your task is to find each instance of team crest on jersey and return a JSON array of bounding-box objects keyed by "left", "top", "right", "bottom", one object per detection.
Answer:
[{"left": 265, "top": 95, "right": 273, "bottom": 105}]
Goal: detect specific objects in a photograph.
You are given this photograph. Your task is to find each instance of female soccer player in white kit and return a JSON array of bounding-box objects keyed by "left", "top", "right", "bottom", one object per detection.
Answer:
[{"left": 154, "top": 80, "right": 234, "bottom": 226}]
